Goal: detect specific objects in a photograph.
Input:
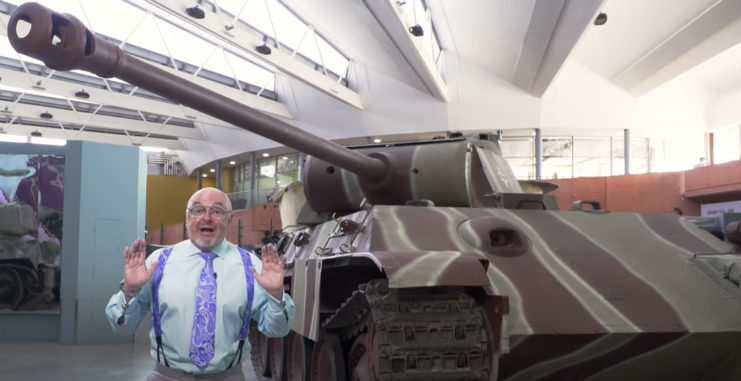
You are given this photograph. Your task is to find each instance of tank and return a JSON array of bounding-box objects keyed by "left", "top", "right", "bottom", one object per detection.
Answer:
[{"left": 9, "top": 3, "right": 741, "bottom": 380}]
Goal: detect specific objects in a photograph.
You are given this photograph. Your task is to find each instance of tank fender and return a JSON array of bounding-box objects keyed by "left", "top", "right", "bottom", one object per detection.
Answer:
[{"left": 355, "top": 251, "right": 490, "bottom": 288}]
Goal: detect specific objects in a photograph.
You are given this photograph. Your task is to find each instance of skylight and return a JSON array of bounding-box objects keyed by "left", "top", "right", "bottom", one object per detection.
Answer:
[
  {"left": 1, "top": 0, "right": 277, "bottom": 94},
  {"left": 215, "top": 0, "right": 351, "bottom": 81}
]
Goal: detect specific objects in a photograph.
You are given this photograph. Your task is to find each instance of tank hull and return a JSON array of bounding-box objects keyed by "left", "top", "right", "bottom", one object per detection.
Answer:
[{"left": 282, "top": 205, "right": 741, "bottom": 379}]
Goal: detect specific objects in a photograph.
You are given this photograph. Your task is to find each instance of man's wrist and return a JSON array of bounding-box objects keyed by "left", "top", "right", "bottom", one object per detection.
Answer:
[{"left": 119, "top": 280, "right": 140, "bottom": 298}]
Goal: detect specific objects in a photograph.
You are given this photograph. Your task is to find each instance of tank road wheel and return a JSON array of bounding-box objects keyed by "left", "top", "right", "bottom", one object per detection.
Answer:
[
  {"left": 286, "top": 331, "right": 313, "bottom": 381},
  {"left": 248, "top": 321, "right": 272, "bottom": 380},
  {"left": 340, "top": 280, "right": 496, "bottom": 381},
  {"left": 270, "top": 337, "right": 286, "bottom": 381},
  {"left": 0, "top": 266, "right": 26, "bottom": 310},
  {"left": 310, "top": 330, "right": 347, "bottom": 381}
]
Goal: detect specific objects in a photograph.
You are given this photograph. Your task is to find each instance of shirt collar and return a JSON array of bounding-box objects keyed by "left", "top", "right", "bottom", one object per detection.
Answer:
[{"left": 185, "top": 239, "right": 229, "bottom": 258}]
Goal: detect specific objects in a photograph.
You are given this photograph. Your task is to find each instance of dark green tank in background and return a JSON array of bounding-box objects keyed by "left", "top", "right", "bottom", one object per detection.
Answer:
[{"left": 9, "top": 3, "right": 741, "bottom": 380}]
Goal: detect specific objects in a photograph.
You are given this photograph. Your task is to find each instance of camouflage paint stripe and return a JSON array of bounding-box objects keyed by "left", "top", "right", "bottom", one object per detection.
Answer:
[
  {"left": 639, "top": 213, "right": 721, "bottom": 254},
  {"left": 590, "top": 332, "right": 741, "bottom": 380},
  {"left": 505, "top": 333, "right": 636, "bottom": 381},
  {"left": 378, "top": 251, "right": 490, "bottom": 287},
  {"left": 514, "top": 210, "right": 685, "bottom": 331},
  {"left": 485, "top": 265, "right": 531, "bottom": 336},
  {"left": 488, "top": 249, "right": 605, "bottom": 334},
  {"left": 499, "top": 334, "right": 604, "bottom": 379},
  {"left": 543, "top": 332, "right": 685, "bottom": 380},
  {"left": 387, "top": 206, "right": 457, "bottom": 251},
  {"left": 496, "top": 209, "right": 634, "bottom": 332},
  {"left": 304, "top": 259, "right": 320, "bottom": 341},
  {"left": 291, "top": 260, "right": 307, "bottom": 334},
  {"left": 559, "top": 212, "right": 741, "bottom": 330},
  {"left": 677, "top": 216, "right": 734, "bottom": 253},
  {"left": 370, "top": 206, "right": 418, "bottom": 251}
]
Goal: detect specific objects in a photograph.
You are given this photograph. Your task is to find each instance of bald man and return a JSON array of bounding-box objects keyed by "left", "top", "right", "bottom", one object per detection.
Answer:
[{"left": 105, "top": 187, "right": 294, "bottom": 380}]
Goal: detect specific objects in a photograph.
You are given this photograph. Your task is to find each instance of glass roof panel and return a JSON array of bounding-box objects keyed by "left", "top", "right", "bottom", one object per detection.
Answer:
[
  {"left": 224, "top": 51, "right": 276, "bottom": 92},
  {"left": 242, "top": 0, "right": 273, "bottom": 38},
  {"left": 266, "top": 0, "right": 308, "bottom": 50}
]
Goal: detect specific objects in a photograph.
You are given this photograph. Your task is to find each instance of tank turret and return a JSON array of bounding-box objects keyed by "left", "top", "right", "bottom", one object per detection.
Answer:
[{"left": 11, "top": 4, "right": 741, "bottom": 381}]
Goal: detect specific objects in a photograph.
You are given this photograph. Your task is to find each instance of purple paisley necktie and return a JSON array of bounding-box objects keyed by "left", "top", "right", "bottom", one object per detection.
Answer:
[{"left": 190, "top": 252, "right": 217, "bottom": 370}]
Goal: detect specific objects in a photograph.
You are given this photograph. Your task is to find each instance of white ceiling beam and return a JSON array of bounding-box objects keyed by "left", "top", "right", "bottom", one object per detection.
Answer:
[
  {"left": 139, "top": 0, "right": 364, "bottom": 110},
  {"left": 512, "top": 0, "right": 566, "bottom": 92},
  {"left": 615, "top": 0, "right": 741, "bottom": 95},
  {"left": 526, "top": 0, "right": 605, "bottom": 96},
  {"left": 0, "top": 100, "right": 205, "bottom": 139},
  {"left": 363, "top": 0, "right": 449, "bottom": 102},
  {"left": 0, "top": 123, "right": 185, "bottom": 150}
]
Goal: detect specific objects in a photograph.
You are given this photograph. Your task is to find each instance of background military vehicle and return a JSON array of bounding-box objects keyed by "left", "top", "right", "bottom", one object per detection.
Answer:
[{"left": 9, "top": 3, "right": 741, "bottom": 380}]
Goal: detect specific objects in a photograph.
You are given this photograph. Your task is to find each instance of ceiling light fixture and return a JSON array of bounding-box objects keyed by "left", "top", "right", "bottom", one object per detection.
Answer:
[
  {"left": 262, "top": 153, "right": 269, "bottom": 157},
  {"left": 229, "top": 161, "right": 236, "bottom": 165},
  {"left": 186, "top": 5, "right": 205, "bottom": 19},
  {"left": 40, "top": 111, "right": 53, "bottom": 119},
  {"left": 255, "top": 43, "right": 272, "bottom": 55},
  {"left": 408, "top": 25, "right": 424, "bottom": 37},
  {"left": 209, "top": 168, "right": 215, "bottom": 173},
  {"left": 594, "top": 12, "right": 607, "bottom": 26},
  {"left": 74, "top": 90, "right": 90, "bottom": 99},
  {"left": 30, "top": 130, "right": 42, "bottom": 137},
  {"left": 30, "top": 136, "right": 66, "bottom": 146},
  {"left": 0, "top": 134, "right": 27, "bottom": 143},
  {"left": 373, "top": 138, "right": 382, "bottom": 143}
]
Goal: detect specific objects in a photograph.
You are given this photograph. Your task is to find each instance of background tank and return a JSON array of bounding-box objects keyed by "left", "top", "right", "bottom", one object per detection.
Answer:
[{"left": 9, "top": 3, "right": 741, "bottom": 380}]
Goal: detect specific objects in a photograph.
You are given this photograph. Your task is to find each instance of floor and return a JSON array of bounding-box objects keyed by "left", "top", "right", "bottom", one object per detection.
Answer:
[{"left": 0, "top": 341, "right": 264, "bottom": 381}]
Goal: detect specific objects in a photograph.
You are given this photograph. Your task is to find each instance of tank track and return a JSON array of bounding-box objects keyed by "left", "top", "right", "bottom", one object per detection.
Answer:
[{"left": 323, "top": 279, "right": 494, "bottom": 380}]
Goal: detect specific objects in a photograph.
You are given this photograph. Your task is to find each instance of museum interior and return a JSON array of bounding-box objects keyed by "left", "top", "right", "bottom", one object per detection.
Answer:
[{"left": 2, "top": 0, "right": 741, "bottom": 380}]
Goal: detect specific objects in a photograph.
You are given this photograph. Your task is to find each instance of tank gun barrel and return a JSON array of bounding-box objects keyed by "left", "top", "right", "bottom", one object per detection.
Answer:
[{"left": 7, "top": 2, "right": 387, "bottom": 181}]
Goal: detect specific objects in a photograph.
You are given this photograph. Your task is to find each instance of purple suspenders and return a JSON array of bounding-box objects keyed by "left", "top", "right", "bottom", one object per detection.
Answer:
[{"left": 151, "top": 246, "right": 255, "bottom": 368}]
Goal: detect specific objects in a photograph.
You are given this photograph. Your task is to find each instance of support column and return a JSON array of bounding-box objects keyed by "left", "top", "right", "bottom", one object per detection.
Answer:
[
  {"left": 249, "top": 152, "right": 257, "bottom": 208},
  {"left": 215, "top": 160, "right": 223, "bottom": 190},
  {"left": 197, "top": 168, "right": 203, "bottom": 189},
  {"left": 624, "top": 129, "right": 630, "bottom": 175},
  {"left": 534, "top": 128, "right": 542, "bottom": 180},
  {"left": 708, "top": 132, "right": 715, "bottom": 165},
  {"left": 298, "top": 152, "right": 306, "bottom": 182}
]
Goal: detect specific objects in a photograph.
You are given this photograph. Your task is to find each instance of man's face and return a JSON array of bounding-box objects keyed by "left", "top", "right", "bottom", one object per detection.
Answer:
[{"left": 186, "top": 189, "right": 231, "bottom": 252}]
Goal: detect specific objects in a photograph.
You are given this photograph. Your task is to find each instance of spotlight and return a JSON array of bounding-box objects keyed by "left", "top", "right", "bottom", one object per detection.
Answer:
[
  {"left": 186, "top": 6, "right": 205, "bottom": 19},
  {"left": 255, "top": 44, "right": 272, "bottom": 55},
  {"left": 408, "top": 25, "right": 424, "bottom": 37},
  {"left": 40, "top": 111, "right": 53, "bottom": 119},
  {"left": 74, "top": 90, "right": 90, "bottom": 99},
  {"left": 30, "top": 130, "right": 42, "bottom": 137},
  {"left": 594, "top": 12, "right": 607, "bottom": 26}
]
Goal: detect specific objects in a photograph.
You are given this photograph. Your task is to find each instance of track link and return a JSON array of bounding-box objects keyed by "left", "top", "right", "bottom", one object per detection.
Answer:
[{"left": 324, "top": 279, "right": 494, "bottom": 380}]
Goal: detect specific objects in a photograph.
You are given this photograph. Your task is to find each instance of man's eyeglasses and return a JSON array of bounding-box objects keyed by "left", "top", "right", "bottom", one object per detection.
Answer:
[{"left": 187, "top": 206, "right": 230, "bottom": 220}]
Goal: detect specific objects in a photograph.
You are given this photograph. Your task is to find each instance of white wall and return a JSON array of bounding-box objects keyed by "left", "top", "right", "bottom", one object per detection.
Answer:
[
  {"left": 540, "top": 60, "right": 636, "bottom": 130},
  {"left": 631, "top": 75, "right": 712, "bottom": 137},
  {"left": 711, "top": 88, "right": 741, "bottom": 128}
]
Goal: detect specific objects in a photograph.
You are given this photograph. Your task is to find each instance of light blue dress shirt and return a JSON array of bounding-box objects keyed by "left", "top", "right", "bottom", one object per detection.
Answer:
[{"left": 105, "top": 240, "right": 295, "bottom": 374}]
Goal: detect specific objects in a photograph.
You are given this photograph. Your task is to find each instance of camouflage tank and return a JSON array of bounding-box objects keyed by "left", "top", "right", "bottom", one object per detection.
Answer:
[{"left": 10, "top": 3, "right": 741, "bottom": 380}]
